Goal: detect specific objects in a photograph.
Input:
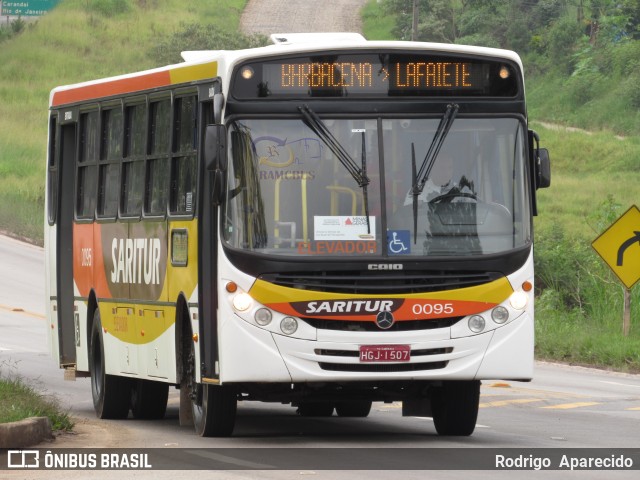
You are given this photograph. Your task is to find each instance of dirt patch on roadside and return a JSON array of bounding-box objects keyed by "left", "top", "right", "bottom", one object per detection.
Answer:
[
  {"left": 46, "top": 416, "right": 135, "bottom": 448},
  {"left": 241, "top": 0, "right": 369, "bottom": 36}
]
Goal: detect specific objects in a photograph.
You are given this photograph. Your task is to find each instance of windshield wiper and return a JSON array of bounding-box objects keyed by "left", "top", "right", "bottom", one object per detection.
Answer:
[
  {"left": 299, "top": 105, "right": 371, "bottom": 234},
  {"left": 410, "top": 103, "right": 459, "bottom": 243},
  {"left": 359, "top": 129, "right": 370, "bottom": 234}
]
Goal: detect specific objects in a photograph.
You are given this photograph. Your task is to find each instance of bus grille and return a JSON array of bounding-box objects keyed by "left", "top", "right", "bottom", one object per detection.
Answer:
[
  {"left": 302, "top": 318, "right": 462, "bottom": 331},
  {"left": 318, "top": 361, "right": 448, "bottom": 373},
  {"left": 259, "top": 271, "right": 500, "bottom": 294}
]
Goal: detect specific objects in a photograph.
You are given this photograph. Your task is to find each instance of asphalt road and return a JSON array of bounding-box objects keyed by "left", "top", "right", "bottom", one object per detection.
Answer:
[
  {"left": 2, "top": 2, "right": 640, "bottom": 477},
  {"left": 1, "top": 233, "right": 640, "bottom": 480}
]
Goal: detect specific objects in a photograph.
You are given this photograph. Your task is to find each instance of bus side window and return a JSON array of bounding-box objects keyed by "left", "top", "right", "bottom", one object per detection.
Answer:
[
  {"left": 145, "top": 99, "right": 171, "bottom": 217},
  {"left": 47, "top": 115, "right": 58, "bottom": 225},
  {"left": 170, "top": 95, "right": 197, "bottom": 215},
  {"left": 122, "top": 103, "right": 146, "bottom": 217},
  {"left": 77, "top": 110, "right": 99, "bottom": 220},
  {"left": 97, "top": 107, "right": 123, "bottom": 219}
]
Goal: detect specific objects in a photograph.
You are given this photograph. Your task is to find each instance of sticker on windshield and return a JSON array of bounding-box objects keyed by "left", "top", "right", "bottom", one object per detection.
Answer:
[
  {"left": 387, "top": 230, "right": 411, "bottom": 255},
  {"left": 297, "top": 240, "right": 377, "bottom": 255},
  {"left": 314, "top": 216, "right": 376, "bottom": 241}
]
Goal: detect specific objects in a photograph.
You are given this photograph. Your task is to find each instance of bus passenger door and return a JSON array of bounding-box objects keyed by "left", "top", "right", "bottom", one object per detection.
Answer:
[
  {"left": 57, "top": 123, "right": 77, "bottom": 366},
  {"left": 198, "top": 92, "right": 220, "bottom": 382}
]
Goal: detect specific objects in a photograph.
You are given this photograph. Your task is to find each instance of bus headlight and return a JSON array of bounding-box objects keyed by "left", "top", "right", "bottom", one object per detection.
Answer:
[
  {"left": 491, "top": 306, "right": 509, "bottom": 324},
  {"left": 509, "top": 291, "right": 528, "bottom": 310},
  {"left": 280, "top": 317, "right": 298, "bottom": 335},
  {"left": 468, "top": 315, "right": 485, "bottom": 333},
  {"left": 254, "top": 308, "right": 273, "bottom": 326},
  {"left": 232, "top": 292, "right": 253, "bottom": 312}
]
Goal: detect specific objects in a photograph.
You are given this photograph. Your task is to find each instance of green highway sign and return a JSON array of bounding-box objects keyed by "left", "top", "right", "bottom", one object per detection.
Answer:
[{"left": 1, "top": 1, "right": 60, "bottom": 16}]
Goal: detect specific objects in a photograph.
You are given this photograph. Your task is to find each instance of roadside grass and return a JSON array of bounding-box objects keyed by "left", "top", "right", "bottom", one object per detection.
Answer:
[
  {"left": 535, "top": 289, "right": 640, "bottom": 373},
  {"left": 532, "top": 124, "right": 640, "bottom": 243},
  {"left": 528, "top": 72, "right": 640, "bottom": 137},
  {"left": 0, "top": 365, "right": 74, "bottom": 431},
  {"left": 532, "top": 121, "right": 640, "bottom": 374}
]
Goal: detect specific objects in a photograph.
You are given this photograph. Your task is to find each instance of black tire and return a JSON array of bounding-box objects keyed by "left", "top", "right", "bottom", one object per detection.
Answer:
[
  {"left": 192, "top": 384, "right": 237, "bottom": 437},
  {"left": 185, "top": 331, "right": 236, "bottom": 437},
  {"left": 89, "top": 309, "right": 132, "bottom": 419},
  {"left": 131, "top": 379, "right": 169, "bottom": 420},
  {"left": 296, "top": 402, "right": 335, "bottom": 417},
  {"left": 335, "top": 400, "right": 372, "bottom": 417},
  {"left": 431, "top": 380, "right": 480, "bottom": 436}
]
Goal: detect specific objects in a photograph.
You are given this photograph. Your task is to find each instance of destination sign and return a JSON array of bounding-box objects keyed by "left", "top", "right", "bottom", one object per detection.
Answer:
[
  {"left": 279, "top": 61, "right": 472, "bottom": 90},
  {"left": 232, "top": 52, "right": 519, "bottom": 98}
]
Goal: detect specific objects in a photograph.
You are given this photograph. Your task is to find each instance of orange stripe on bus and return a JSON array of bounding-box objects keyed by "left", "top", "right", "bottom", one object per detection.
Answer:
[
  {"left": 52, "top": 61, "right": 217, "bottom": 107},
  {"left": 52, "top": 71, "right": 171, "bottom": 106}
]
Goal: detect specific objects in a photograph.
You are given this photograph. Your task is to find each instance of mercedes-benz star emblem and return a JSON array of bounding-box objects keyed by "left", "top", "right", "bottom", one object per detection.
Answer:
[{"left": 376, "top": 311, "right": 395, "bottom": 330}]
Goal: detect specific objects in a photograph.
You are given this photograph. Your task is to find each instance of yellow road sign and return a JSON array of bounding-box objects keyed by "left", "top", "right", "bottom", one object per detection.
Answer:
[{"left": 592, "top": 205, "right": 640, "bottom": 289}]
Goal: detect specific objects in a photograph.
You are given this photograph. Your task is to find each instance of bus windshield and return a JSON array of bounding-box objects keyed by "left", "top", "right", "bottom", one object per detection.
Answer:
[{"left": 223, "top": 116, "right": 531, "bottom": 258}]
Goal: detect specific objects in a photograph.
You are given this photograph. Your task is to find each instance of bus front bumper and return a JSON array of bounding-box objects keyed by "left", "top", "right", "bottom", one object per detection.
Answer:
[{"left": 218, "top": 312, "right": 533, "bottom": 383}]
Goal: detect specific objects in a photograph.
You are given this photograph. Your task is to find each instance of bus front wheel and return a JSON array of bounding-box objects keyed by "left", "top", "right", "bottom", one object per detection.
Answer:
[
  {"left": 89, "top": 309, "right": 132, "bottom": 419},
  {"left": 431, "top": 380, "right": 480, "bottom": 436},
  {"left": 185, "top": 337, "right": 236, "bottom": 437},
  {"left": 192, "top": 383, "right": 237, "bottom": 437}
]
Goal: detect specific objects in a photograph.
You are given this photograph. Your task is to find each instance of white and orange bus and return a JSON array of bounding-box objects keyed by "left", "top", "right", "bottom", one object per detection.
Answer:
[{"left": 45, "top": 33, "right": 550, "bottom": 437}]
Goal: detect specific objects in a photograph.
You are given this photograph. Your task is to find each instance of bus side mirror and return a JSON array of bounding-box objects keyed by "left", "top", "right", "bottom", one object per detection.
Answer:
[
  {"left": 536, "top": 148, "right": 551, "bottom": 189},
  {"left": 204, "top": 124, "right": 227, "bottom": 205},
  {"left": 204, "top": 124, "right": 227, "bottom": 172}
]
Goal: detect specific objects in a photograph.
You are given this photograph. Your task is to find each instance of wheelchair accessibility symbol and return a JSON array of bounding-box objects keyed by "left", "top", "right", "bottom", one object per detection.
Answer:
[{"left": 387, "top": 230, "right": 410, "bottom": 255}]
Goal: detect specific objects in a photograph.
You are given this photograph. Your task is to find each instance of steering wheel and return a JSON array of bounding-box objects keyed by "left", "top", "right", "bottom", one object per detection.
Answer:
[{"left": 429, "top": 191, "right": 478, "bottom": 204}]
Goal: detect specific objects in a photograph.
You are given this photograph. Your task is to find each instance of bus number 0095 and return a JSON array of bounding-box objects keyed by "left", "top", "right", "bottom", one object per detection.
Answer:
[
  {"left": 81, "top": 248, "right": 92, "bottom": 267},
  {"left": 412, "top": 303, "right": 454, "bottom": 315}
]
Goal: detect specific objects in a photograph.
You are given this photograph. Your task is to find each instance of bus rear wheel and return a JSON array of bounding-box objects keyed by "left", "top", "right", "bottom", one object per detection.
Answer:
[
  {"left": 90, "top": 309, "right": 132, "bottom": 419},
  {"left": 431, "top": 380, "right": 480, "bottom": 436},
  {"left": 335, "top": 400, "right": 372, "bottom": 417},
  {"left": 131, "top": 379, "right": 169, "bottom": 419},
  {"left": 296, "top": 402, "right": 335, "bottom": 416}
]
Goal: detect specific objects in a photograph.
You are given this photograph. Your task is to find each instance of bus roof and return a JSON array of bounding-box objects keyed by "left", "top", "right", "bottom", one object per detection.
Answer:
[{"left": 50, "top": 33, "right": 524, "bottom": 108}]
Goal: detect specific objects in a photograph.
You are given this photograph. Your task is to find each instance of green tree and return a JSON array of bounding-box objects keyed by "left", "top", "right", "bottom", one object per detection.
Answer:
[
  {"left": 154, "top": 24, "right": 267, "bottom": 65},
  {"left": 383, "top": 0, "right": 425, "bottom": 41},
  {"left": 547, "top": 15, "right": 584, "bottom": 73},
  {"left": 457, "top": 1, "right": 506, "bottom": 48},
  {"left": 419, "top": 0, "right": 460, "bottom": 43},
  {"left": 10, "top": 17, "right": 27, "bottom": 35},
  {"left": 620, "top": 0, "right": 640, "bottom": 39}
]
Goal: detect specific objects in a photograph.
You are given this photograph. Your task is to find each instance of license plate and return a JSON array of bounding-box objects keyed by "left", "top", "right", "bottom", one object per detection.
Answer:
[{"left": 359, "top": 345, "right": 411, "bottom": 363}]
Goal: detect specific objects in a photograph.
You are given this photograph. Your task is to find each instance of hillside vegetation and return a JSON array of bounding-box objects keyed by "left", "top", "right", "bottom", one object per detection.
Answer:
[
  {"left": 0, "top": 0, "right": 255, "bottom": 240},
  {"left": 0, "top": 0, "right": 638, "bottom": 370},
  {"left": 362, "top": 0, "right": 640, "bottom": 370},
  {"left": 369, "top": 0, "right": 640, "bottom": 136}
]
